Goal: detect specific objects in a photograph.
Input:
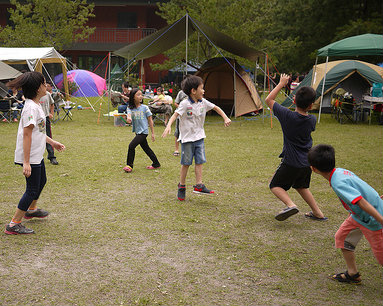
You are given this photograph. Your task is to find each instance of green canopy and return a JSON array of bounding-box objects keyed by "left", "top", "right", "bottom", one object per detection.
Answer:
[
  {"left": 317, "top": 34, "right": 383, "bottom": 57},
  {"left": 113, "top": 15, "right": 262, "bottom": 62}
]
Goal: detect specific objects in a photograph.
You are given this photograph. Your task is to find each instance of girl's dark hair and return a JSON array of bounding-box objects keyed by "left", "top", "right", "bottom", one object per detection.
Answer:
[
  {"left": 128, "top": 88, "right": 140, "bottom": 109},
  {"left": 181, "top": 75, "right": 203, "bottom": 96},
  {"left": 7, "top": 71, "right": 45, "bottom": 99}
]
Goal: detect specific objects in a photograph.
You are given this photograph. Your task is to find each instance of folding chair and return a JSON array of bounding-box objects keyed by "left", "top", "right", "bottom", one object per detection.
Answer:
[
  {"left": 0, "top": 99, "right": 11, "bottom": 123},
  {"left": 62, "top": 103, "right": 75, "bottom": 121},
  {"left": 149, "top": 103, "right": 168, "bottom": 125}
]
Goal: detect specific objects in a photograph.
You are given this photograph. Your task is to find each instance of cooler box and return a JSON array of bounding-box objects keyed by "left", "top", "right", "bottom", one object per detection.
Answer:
[{"left": 113, "top": 113, "right": 127, "bottom": 127}]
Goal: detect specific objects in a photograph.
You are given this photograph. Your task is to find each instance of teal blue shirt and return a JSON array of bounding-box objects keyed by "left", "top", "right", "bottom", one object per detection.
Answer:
[
  {"left": 330, "top": 168, "right": 383, "bottom": 231},
  {"left": 127, "top": 104, "right": 152, "bottom": 135}
]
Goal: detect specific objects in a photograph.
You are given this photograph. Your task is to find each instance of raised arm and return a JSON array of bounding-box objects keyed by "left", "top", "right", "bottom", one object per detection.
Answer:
[{"left": 265, "top": 73, "right": 289, "bottom": 110}]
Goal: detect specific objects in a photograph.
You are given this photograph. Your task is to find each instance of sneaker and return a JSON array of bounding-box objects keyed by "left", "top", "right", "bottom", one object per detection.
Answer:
[
  {"left": 177, "top": 183, "right": 186, "bottom": 201},
  {"left": 49, "top": 158, "right": 58, "bottom": 165},
  {"left": 193, "top": 184, "right": 214, "bottom": 195},
  {"left": 24, "top": 208, "right": 49, "bottom": 219},
  {"left": 146, "top": 165, "right": 160, "bottom": 170},
  {"left": 5, "top": 223, "right": 34, "bottom": 235},
  {"left": 123, "top": 165, "right": 132, "bottom": 173}
]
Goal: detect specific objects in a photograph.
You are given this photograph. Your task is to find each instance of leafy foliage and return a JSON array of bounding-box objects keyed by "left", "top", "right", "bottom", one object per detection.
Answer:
[
  {"left": 155, "top": 0, "right": 383, "bottom": 73},
  {"left": 0, "top": 0, "right": 95, "bottom": 50}
]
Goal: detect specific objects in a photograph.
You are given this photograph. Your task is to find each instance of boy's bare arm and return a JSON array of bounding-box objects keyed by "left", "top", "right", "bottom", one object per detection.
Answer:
[
  {"left": 265, "top": 73, "right": 289, "bottom": 110},
  {"left": 162, "top": 112, "right": 179, "bottom": 137},
  {"left": 357, "top": 197, "right": 383, "bottom": 226},
  {"left": 213, "top": 106, "right": 231, "bottom": 127}
]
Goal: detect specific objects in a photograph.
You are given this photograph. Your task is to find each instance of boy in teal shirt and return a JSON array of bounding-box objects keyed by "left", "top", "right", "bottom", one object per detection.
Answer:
[{"left": 308, "top": 144, "right": 383, "bottom": 284}]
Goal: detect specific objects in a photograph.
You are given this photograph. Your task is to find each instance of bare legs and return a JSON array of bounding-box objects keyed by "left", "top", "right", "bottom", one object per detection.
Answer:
[{"left": 271, "top": 187, "right": 325, "bottom": 218}]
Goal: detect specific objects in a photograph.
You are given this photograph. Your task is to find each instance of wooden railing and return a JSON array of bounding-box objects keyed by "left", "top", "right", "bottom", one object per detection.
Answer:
[{"left": 81, "top": 28, "right": 157, "bottom": 43}]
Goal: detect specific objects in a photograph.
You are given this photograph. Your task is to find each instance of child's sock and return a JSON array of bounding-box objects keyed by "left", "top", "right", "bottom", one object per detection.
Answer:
[
  {"left": 9, "top": 219, "right": 22, "bottom": 227},
  {"left": 27, "top": 209, "right": 37, "bottom": 213}
]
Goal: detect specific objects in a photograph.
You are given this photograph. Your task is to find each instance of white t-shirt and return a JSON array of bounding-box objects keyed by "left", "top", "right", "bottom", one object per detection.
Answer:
[
  {"left": 175, "top": 97, "right": 215, "bottom": 143},
  {"left": 15, "top": 99, "right": 46, "bottom": 164}
]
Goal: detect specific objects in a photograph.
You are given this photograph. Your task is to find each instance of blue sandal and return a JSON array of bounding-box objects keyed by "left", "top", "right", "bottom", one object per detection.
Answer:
[{"left": 304, "top": 211, "right": 328, "bottom": 221}]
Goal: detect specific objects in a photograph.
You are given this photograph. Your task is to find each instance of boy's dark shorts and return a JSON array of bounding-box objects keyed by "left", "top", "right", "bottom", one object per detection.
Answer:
[{"left": 269, "top": 163, "right": 312, "bottom": 190}]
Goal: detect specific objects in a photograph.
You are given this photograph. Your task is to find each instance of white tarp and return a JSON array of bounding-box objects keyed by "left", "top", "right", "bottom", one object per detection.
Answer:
[{"left": 0, "top": 47, "right": 65, "bottom": 71}]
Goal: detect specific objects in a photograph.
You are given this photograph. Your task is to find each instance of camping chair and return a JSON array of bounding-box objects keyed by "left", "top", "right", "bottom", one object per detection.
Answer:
[
  {"left": 331, "top": 88, "right": 346, "bottom": 120},
  {"left": 337, "top": 92, "right": 357, "bottom": 124},
  {"left": 0, "top": 99, "right": 12, "bottom": 123},
  {"left": 148, "top": 96, "right": 173, "bottom": 126}
]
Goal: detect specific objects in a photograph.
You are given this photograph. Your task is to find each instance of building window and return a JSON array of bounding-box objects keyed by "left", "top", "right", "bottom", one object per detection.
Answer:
[{"left": 117, "top": 12, "right": 137, "bottom": 28}]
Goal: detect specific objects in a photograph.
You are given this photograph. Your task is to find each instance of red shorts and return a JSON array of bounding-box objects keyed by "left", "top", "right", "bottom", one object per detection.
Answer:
[{"left": 335, "top": 215, "right": 383, "bottom": 265}]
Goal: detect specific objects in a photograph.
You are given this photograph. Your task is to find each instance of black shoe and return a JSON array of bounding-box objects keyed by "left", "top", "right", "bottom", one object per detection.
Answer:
[
  {"left": 24, "top": 208, "right": 50, "bottom": 219},
  {"left": 50, "top": 158, "right": 58, "bottom": 165},
  {"left": 177, "top": 183, "right": 186, "bottom": 201},
  {"left": 5, "top": 223, "right": 34, "bottom": 235},
  {"left": 275, "top": 207, "right": 299, "bottom": 221},
  {"left": 193, "top": 184, "right": 214, "bottom": 195}
]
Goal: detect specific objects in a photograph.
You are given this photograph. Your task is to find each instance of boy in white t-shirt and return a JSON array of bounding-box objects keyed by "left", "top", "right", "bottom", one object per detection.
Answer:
[
  {"left": 162, "top": 75, "right": 231, "bottom": 201},
  {"left": 5, "top": 72, "right": 65, "bottom": 235}
]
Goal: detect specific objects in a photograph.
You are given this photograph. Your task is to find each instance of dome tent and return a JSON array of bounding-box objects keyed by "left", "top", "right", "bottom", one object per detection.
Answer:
[
  {"left": 195, "top": 57, "right": 263, "bottom": 117},
  {"left": 54, "top": 69, "right": 107, "bottom": 97},
  {"left": 282, "top": 60, "right": 383, "bottom": 111}
]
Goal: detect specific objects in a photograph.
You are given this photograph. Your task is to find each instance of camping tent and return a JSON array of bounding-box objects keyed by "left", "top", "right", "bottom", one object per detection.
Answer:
[
  {"left": 54, "top": 69, "right": 107, "bottom": 97},
  {"left": 195, "top": 58, "right": 262, "bottom": 117},
  {"left": 282, "top": 60, "right": 383, "bottom": 110},
  {"left": 0, "top": 61, "right": 22, "bottom": 80},
  {"left": 0, "top": 47, "right": 69, "bottom": 98},
  {"left": 315, "top": 34, "right": 383, "bottom": 121},
  {"left": 110, "top": 64, "right": 124, "bottom": 92}
]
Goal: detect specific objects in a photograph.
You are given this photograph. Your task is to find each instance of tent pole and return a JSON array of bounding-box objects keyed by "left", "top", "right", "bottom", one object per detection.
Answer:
[
  {"left": 263, "top": 53, "right": 267, "bottom": 124},
  {"left": 185, "top": 14, "right": 188, "bottom": 76},
  {"left": 230, "top": 60, "right": 236, "bottom": 118},
  {"left": 108, "top": 52, "right": 112, "bottom": 119},
  {"left": 312, "top": 56, "right": 318, "bottom": 87},
  {"left": 318, "top": 56, "right": 328, "bottom": 124}
]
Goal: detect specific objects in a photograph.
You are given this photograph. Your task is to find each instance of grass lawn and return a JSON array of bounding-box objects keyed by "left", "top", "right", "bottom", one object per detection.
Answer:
[{"left": 0, "top": 97, "right": 382, "bottom": 305}]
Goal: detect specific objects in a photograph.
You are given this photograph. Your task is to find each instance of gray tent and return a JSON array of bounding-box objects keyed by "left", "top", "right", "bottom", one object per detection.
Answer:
[{"left": 0, "top": 61, "right": 22, "bottom": 80}]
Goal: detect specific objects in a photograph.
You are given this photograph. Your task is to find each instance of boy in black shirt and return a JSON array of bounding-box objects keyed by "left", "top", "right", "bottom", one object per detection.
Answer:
[{"left": 265, "top": 73, "right": 327, "bottom": 221}]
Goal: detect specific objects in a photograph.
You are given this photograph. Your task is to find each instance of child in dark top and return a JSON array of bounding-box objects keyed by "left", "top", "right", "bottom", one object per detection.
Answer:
[
  {"left": 308, "top": 144, "right": 383, "bottom": 284},
  {"left": 265, "top": 73, "right": 327, "bottom": 221}
]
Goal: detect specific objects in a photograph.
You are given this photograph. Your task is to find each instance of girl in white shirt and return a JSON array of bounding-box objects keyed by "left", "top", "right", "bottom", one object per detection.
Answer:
[{"left": 5, "top": 72, "right": 65, "bottom": 235}]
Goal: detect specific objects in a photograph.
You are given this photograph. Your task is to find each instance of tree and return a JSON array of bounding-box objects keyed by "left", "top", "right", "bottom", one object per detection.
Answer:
[
  {"left": 155, "top": 0, "right": 382, "bottom": 74},
  {"left": 0, "top": 0, "right": 95, "bottom": 50}
]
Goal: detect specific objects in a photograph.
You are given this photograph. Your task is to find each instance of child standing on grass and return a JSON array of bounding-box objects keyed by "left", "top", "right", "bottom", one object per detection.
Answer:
[
  {"left": 123, "top": 88, "right": 160, "bottom": 173},
  {"left": 162, "top": 75, "right": 231, "bottom": 201},
  {"left": 5, "top": 72, "right": 65, "bottom": 235},
  {"left": 265, "top": 73, "right": 327, "bottom": 221},
  {"left": 308, "top": 144, "right": 383, "bottom": 284}
]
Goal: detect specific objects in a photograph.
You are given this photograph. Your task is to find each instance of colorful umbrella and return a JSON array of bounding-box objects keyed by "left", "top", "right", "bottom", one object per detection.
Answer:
[{"left": 54, "top": 69, "right": 107, "bottom": 97}]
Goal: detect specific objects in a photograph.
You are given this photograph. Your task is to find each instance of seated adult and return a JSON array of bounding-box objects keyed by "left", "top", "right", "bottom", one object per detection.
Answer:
[
  {"left": 148, "top": 86, "right": 173, "bottom": 124},
  {"left": 118, "top": 81, "right": 131, "bottom": 113},
  {"left": 3, "top": 88, "right": 24, "bottom": 122}
]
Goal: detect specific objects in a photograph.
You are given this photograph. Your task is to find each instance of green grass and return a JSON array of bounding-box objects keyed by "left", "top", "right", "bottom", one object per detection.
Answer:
[{"left": 0, "top": 97, "right": 382, "bottom": 305}]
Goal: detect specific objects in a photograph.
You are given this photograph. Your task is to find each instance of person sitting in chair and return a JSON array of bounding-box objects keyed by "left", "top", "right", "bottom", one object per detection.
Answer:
[
  {"left": 117, "top": 82, "right": 131, "bottom": 114},
  {"left": 149, "top": 86, "right": 173, "bottom": 125}
]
